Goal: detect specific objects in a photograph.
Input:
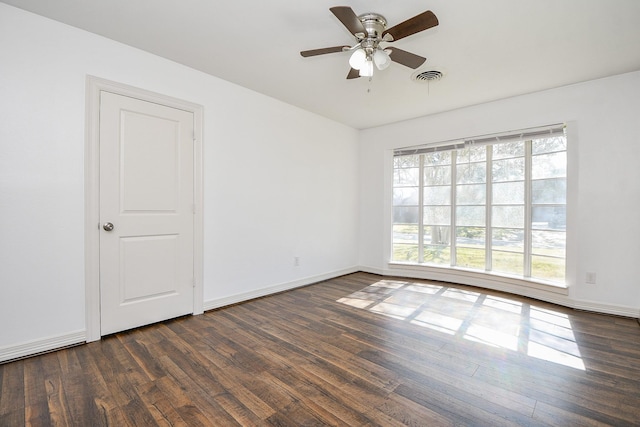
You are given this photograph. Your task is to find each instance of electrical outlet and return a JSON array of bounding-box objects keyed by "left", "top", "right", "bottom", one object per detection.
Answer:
[
  {"left": 586, "top": 272, "right": 596, "bottom": 284},
  {"left": 294, "top": 256, "right": 300, "bottom": 267}
]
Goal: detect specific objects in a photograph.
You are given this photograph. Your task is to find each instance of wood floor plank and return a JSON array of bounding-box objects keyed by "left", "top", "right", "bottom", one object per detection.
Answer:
[
  {"left": 0, "top": 360, "right": 25, "bottom": 420},
  {"left": 40, "top": 352, "right": 73, "bottom": 426},
  {"left": 363, "top": 342, "right": 538, "bottom": 417},
  {"left": 379, "top": 392, "right": 457, "bottom": 427},
  {"left": 257, "top": 347, "right": 380, "bottom": 425},
  {"left": 23, "top": 356, "right": 51, "bottom": 425},
  {"left": 473, "top": 363, "right": 640, "bottom": 425},
  {"left": 157, "top": 318, "right": 277, "bottom": 421},
  {"left": 532, "top": 400, "right": 634, "bottom": 427},
  {"left": 359, "top": 348, "right": 544, "bottom": 426},
  {"left": 69, "top": 342, "right": 139, "bottom": 426},
  {"left": 136, "top": 380, "right": 190, "bottom": 427},
  {"left": 0, "top": 411, "right": 25, "bottom": 427},
  {"left": 2, "top": 272, "right": 640, "bottom": 426}
]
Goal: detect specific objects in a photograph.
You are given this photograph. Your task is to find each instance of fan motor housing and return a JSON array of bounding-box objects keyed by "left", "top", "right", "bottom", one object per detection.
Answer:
[{"left": 358, "top": 13, "right": 387, "bottom": 40}]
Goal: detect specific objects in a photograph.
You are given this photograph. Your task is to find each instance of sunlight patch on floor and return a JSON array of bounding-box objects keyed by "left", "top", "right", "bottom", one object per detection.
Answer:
[
  {"left": 337, "top": 279, "right": 586, "bottom": 371},
  {"left": 411, "top": 311, "right": 463, "bottom": 335}
]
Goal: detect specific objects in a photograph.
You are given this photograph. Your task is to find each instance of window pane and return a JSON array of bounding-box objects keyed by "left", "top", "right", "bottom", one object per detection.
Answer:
[
  {"left": 493, "top": 141, "right": 525, "bottom": 159},
  {"left": 532, "top": 230, "right": 566, "bottom": 257},
  {"left": 532, "top": 136, "right": 566, "bottom": 155},
  {"left": 394, "top": 155, "right": 420, "bottom": 168},
  {"left": 393, "top": 224, "right": 418, "bottom": 245},
  {"left": 393, "top": 206, "right": 419, "bottom": 224},
  {"left": 531, "top": 255, "right": 565, "bottom": 282},
  {"left": 424, "top": 151, "right": 451, "bottom": 166},
  {"left": 393, "top": 187, "right": 418, "bottom": 205},
  {"left": 492, "top": 228, "right": 524, "bottom": 252},
  {"left": 492, "top": 206, "right": 524, "bottom": 228},
  {"left": 493, "top": 251, "right": 523, "bottom": 276},
  {"left": 394, "top": 167, "right": 419, "bottom": 186},
  {"left": 492, "top": 158, "right": 525, "bottom": 182},
  {"left": 456, "top": 184, "right": 486, "bottom": 205},
  {"left": 424, "top": 206, "right": 451, "bottom": 225},
  {"left": 456, "top": 227, "right": 485, "bottom": 248},
  {"left": 532, "top": 206, "right": 566, "bottom": 230},
  {"left": 457, "top": 146, "right": 486, "bottom": 162},
  {"left": 532, "top": 178, "right": 566, "bottom": 204},
  {"left": 424, "top": 166, "right": 451, "bottom": 185},
  {"left": 456, "top": 247, "right": 485, "bottom": 270},
  {"left": 424, "top": 226, "right": 450, "bottom": 245},
  {"left": 532, "top": 151, "right": 566, "bottom": 179},
  {"left": 456, "top": 162, "right": 486, "bottom": 184},
  {"left": 424, "top": 245, "right": 450, "bottom": 265},
  {"left": 493, "top": 182, "right": 524, "bottom": 205},
  {"left": 456, "top": 206, "right": 485, "bottom": 226},
  {"left": 393, "top": 244, "right": 419, "bottom": 262},
  {"left": 424, "top": 186, "right": 451, "bottom": 205}
]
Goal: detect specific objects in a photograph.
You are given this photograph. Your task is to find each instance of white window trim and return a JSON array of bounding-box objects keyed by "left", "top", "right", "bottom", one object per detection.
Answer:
[{"left": 388, "top": 262, "right": 568, "bottom": 295}]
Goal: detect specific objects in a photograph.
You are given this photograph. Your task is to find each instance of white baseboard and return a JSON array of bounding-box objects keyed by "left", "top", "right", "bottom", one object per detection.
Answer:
[
  {"left": 0, "top": 330, "right": 86, "bottom": 363},
  {"left": 203, "top": 266, "right": 359, "bottom": 312},
  {"left": 358, "top": 265, "right": 640, "bottom": 318},
  {"left": 570, "top": 299, "right": 639, "bottom": 318}
]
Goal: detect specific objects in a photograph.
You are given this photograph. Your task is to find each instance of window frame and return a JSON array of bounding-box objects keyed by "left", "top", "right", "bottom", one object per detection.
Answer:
[{"left": 389, "top": 125, "right": 568, "bottom": 291}]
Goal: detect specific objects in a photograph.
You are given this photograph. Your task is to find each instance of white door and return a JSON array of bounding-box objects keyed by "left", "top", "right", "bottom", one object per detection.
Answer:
[{"left": 99, "top": 91, "right": 195, "bottom": 335}]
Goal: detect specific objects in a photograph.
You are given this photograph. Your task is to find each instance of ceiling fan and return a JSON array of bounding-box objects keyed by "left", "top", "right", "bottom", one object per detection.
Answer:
[{"left": 300, "top": 6, "right": 439, "bottom": 79}]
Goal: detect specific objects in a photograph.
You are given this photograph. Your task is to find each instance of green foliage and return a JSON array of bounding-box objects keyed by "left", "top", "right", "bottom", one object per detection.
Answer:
[
  {"left": 393, "top": 244, "right": 419, "bottom": 262},
  {"left": 456, "top": 248, "right": 485, "bottom": 269},
  {"left": 457, "top": 227, "right": 484, "bottom": 239}
]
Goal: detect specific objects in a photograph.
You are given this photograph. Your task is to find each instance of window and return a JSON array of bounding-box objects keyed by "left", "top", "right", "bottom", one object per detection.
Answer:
[{"left": 392, "top": 125, "right": 567, "bottom": 284}]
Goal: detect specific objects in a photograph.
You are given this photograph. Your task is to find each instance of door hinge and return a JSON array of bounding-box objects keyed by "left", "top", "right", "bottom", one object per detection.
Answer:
[{"left": 192, "top": 278, "right": 196, "bottom": 288}]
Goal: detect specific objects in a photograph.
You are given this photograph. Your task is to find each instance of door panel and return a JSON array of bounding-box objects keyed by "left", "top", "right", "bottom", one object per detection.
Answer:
[
  {"left": 99, "top": 91, "right": 194, "bottom": 335},
  {"left": 120, "top": 235, "right": 178, "bottom": 303},
  {"left": 120, "top": 110, "right": 179, "bottom": 212}
]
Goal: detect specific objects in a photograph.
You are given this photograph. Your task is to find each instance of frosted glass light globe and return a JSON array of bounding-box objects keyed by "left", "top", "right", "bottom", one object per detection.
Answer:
[
  {"left": 349, "top": 49, "right": 367, "bottom": 70},
  {"left": 373, "top": 49, "right": 391, "bottom": 70},
  {"left": 359, "top": 59, "right": 374, "bottom": 77}
]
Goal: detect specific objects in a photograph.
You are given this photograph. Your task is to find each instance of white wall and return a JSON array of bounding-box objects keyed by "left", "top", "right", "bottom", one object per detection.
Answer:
[
  {"left": 0, "top": 4, "right": 359, "bottom": 354},
  {"left": 359, "top": 70, "right": 640, "bottom": 316}
]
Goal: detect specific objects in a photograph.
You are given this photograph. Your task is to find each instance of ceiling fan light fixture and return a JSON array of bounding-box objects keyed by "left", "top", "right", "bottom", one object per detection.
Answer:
[
  {"left": 373, "top": 49, "right": 391, "bottom": 70},
  {"left": 349, "top": 48, "right": 367, "bottom": 70}
]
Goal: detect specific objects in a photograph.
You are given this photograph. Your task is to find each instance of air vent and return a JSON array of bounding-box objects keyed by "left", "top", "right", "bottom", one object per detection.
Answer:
[{"left": 412, "top": 69, "right": 444, "bottom": 83}]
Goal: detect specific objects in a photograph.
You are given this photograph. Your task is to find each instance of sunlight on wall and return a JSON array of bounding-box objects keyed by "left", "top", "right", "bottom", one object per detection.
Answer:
[{"left": 337, "top": 280, "right": 585, "bottom": 371}]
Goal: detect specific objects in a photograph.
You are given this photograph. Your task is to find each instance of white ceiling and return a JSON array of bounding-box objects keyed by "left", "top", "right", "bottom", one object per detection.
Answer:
[{"left": 4, "top": 0, "right": 640, "bottom": 129}]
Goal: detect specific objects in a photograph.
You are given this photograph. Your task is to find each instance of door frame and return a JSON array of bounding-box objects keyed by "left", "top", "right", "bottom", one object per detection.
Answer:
[{"left": 84, "top": 76, "right": 204, "bottom": 342}]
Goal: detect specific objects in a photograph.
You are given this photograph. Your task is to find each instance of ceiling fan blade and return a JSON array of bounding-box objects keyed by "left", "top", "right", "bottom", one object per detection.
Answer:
[
  {"left": 300, "top": 46, "right": 349, "bottom": 57},
  {"left": 382, "top": 10, "right": 438, "bottom": 41},
  {"left": 388, "top": 48, "right": 426, "bottom": 69},
  {"left": 330, "top": 6, "right": 366, "bottom": 36},
  {"left": 346, "top": 68, "right": 361, "bottom": 79}
]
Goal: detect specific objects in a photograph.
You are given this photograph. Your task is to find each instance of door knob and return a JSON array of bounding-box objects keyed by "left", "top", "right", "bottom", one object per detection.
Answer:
[{"left": 103, "top": 222, "right": 114, "bottom": 231}]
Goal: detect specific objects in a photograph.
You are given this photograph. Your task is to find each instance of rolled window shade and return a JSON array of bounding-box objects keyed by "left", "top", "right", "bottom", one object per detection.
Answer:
[
  {"left": 394, "top": 124, "right": 565, "bottom": 157},
  {"left": 394, "top": 141, "right": 465, "bottom": 157}
]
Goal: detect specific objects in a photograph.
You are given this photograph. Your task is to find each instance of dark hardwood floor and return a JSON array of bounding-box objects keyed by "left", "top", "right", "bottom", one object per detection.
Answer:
[{"left": 2, "top": 272, "right": 640, "bottom": 426}]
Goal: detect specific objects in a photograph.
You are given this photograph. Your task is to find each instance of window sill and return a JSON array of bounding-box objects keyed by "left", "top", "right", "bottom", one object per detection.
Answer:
[{"left": 387, "top": 262, "right": 569, "bottom": 296}]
